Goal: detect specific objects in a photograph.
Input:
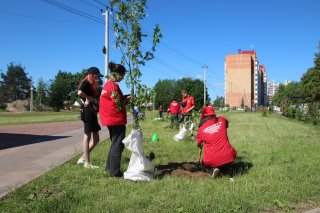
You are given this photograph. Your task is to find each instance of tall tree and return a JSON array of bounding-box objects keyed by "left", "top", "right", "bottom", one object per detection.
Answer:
[
  {"left": 153, "top": 77, "right": 210, "bottom": 112},
  {"left": 300, "top": 68, "right": 320, "bottom": 102},
  {"left": 213, "top": 96, "right": 225, "bottom": 108},
  {"left": 0, "top": 62, "right": 31, "bottom": 104},
  {"left": 110, "top": 0, "right": 162, "bottom": 128},
  {"left": 35, "top": 78, "right": 48, "bottom": 111},
  {"left": 153, "top": 79, "right": 177, "bottom": 109},
  {"left": 314, "top": 41, "right": 320, "bottom": 70},
  {"left": 48, "top": 71, "right": 73, "bottom": 111},
  {"left": 176, "top": 78, "right": 209, "bottom": 111}
]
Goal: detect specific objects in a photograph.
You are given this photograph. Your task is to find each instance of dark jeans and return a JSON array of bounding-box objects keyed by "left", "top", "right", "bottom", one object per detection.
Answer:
[
  {"left": 170, "top": 114, "right": 179, "bottom": 129},
  {"left": 179, "top": 114, "right": 192, "bottom": 124},
  {"left": 106, "top": 125, "right": 126, "bottom": 177}
]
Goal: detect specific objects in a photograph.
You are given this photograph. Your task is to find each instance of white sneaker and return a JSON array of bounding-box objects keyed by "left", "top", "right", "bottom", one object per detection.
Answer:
[
  {"left": 84, "top": 162, "right": 99, "bottom": 169},
  {"left": 77, "top": 157, "right": 85, "bottom": 164},
  {"left": 212, "top": 168, "right": 220, "bottom": 178}
]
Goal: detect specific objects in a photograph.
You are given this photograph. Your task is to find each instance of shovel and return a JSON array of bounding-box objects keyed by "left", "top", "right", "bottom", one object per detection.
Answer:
[
  {"left": 191, "top": 146, "right": 203, "bottom": 172},
  {"left": 197, "top": 146, "right": 203, "bottom": 164}
]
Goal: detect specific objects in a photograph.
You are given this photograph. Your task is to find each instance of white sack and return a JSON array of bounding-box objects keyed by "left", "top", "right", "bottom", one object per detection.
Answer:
[
  {"left": 173, "top": 126, "right": 188, "bottom": 141},
  {"left": 188, "top": 122, "right": 194, "bottom": 131},
  {"left": 122, "top": 129, "right": 154, "bottom": 181}
]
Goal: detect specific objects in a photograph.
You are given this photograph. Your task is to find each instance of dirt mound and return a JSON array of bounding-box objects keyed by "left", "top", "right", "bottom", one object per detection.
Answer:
[
  {"left": 156, "top": 162, "right": 212, "bottom": 179},
  {"left": 6, "top": 99, "right": 29, "bottom": 112}
]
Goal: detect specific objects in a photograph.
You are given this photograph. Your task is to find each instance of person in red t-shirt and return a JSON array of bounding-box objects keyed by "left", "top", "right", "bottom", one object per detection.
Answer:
[
  {"left": 180, "top": 90, "right": 195, "bottom": 137},
  {"left": 169, "top": 98, "right": 180, "bottom": 129},
  {"left": 180, "top": 89, "right": 195, "bottom": 123},
  {"left": 196, "top": 106, "right": 237, "bottom": 178},
  {"left": 99, "top": 62, "right": 130, "bottom": 177}
]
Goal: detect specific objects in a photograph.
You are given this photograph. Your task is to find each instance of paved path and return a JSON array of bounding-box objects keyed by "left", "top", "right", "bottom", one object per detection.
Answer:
[{"left": 0, "top": 121, "right": 110, "bottom": 199}]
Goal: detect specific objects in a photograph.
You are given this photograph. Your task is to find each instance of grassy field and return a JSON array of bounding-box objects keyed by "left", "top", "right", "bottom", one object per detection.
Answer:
[
  {"left": 1, "top": 111, "right": 320, "bottom": 212},
  {"left": 0, "top": 111, "right": 80, "bottom": 126}
]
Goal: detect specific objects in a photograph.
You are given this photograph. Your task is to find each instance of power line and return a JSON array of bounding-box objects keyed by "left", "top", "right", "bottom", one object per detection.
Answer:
[
  {"left": 92, "top": 0, "right": 107, "bottom": 7},
  {"left": 40, "top": 0, "right": 224, "bottom": 96},
  {"left": 79, "top": 0, "right": 102, "bottom": 10},
  {"left": 0, "top": 9, "right": 84, "bottom": 23},
  {"left": 41, "top": 0, "right": 104, "bottom": 24}
]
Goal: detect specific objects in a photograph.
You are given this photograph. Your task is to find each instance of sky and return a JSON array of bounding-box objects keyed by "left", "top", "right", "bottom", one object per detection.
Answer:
[{"left": 1, "top": 0, "right": 320, "bottom": 100}]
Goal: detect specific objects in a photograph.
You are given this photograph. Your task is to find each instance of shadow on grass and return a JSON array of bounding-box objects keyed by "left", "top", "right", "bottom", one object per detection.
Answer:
[
  {"left": 0, "top": 133, "right": 70, "bottom": 150},
  {"left": 155, "top": 156, "right": 253, "bottom": 179}
]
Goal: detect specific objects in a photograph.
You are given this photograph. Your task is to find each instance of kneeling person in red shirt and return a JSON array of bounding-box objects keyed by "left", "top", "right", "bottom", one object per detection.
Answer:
[{"left": 196, "top": 106, "right": 237, "bottom": 178}]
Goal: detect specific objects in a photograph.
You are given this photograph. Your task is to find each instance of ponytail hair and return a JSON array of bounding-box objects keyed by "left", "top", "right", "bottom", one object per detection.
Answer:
[{"left": 109, "top": 62, "right": 126, "bottom": 75}]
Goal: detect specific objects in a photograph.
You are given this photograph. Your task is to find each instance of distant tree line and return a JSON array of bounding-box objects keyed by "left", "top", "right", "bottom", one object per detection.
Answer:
[
  {"left": 0, "top": 62, "right": 102, "bottom": 112},
  {"left": 272, "top": 42, "right": 320, "bottom": 124},
  {"left": 153, "top": 78, "right": 210, "bottom": 112},
  {"left": 0, "top": 63, "right": 211, "bottom": 113}
]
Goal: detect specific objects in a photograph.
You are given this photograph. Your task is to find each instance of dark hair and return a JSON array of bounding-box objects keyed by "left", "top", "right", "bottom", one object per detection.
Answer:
[
  {"left": 198, "top": 115, "right": 218, "bottom": 128},
  {"left": 181, "top": 89, "right": 188, "bottom": 94},
  {"left": 109, "top": 62, "right": 126, "bottom": 75}
]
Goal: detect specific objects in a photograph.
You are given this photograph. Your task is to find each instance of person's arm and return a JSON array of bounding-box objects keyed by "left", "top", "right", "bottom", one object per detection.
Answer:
[
  {"left": 77, "top": 90, "right": 97, "bottom": 104},
  {"left": 196, "top": 130, "right": 203, "bottom": 148},
  {"left": 185, "top": 105, "right": 195, "bottom": 113},
  {"left": 197, "top": 141, "right": 203, "bottom": 149},
  {"left": 225, "top": 118, "right": 229, "bottom": 128}
]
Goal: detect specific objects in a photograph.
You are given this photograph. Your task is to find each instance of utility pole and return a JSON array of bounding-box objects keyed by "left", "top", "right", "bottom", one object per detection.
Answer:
[
  {"left": 102, "top": 7, "right": 109, "bottom": 82},
  {"left": 30, "top": 81, "right": 33, "bottom": 112},
  {"left": 203, "top": 65, "right": 208, "bottom": 106}
]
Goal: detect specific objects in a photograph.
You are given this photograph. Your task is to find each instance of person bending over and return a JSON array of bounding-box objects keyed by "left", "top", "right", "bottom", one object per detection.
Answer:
[{"left": 196, "top": 106, "right": 237, "bottom": 178}]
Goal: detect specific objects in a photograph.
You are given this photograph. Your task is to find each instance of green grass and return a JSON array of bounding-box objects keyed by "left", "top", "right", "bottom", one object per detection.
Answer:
[
  {"left": 1, "top": 111, "right": 320, "bottom": 212},
  {"left": 0, "top": 111, "right": 80, "bottom": 126}
]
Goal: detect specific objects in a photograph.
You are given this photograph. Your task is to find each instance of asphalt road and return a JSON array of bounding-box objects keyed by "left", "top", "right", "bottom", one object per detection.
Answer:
[{"left": 0, "top": 121, "right": 110, "bottom": 199}]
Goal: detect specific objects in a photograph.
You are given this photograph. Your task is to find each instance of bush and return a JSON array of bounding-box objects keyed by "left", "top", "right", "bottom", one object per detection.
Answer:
[
  {"left": 0, "top": 103, "right": 7, "bottom": 111},
  {"left": 262, "top": 111, "right": 267, "bottom": 117}
]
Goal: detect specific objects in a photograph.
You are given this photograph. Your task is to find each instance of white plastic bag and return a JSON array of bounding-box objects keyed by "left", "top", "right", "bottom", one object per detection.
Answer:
[
  {"left": 122, "top": 129, "right": 154, "bottom": 181},
  {"left": 188, "top": 122, "right": 194, "bottom": 131},
  {"left": 173, "top": 126, "right": 188, "bottom": 141}
]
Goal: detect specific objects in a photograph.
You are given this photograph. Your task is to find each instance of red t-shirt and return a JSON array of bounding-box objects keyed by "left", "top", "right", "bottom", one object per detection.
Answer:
[
  {"left": 196, "top": 116, "right": 237, "bottom": 167},
  {"left": 181, "top": 96, "right": 194, "bottom": 115},
  {"left": 170, "top": 101, "right": 180, "bottom": 114},
  {"left": 99, "top": 80, "right": 127, "bottom": 126}
]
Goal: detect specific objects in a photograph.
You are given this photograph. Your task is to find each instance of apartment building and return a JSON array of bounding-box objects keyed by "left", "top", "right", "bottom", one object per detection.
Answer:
[
  {"left": 225, "top": 49, "right": 267, "bottom": 108},
  {"left": 267, "top": 80, "right": 279, "bottom": 104}
]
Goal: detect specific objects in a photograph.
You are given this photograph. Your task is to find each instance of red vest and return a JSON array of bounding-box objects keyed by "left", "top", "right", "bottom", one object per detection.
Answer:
[
  {"left": 196, "top": 117, "right": 237, "bottom": 167},
  {"left": 181, "top": 96, "right": 194, "bottom": 115},
  {"left": 170, "top": 101, "right": 180, "bottom": 114},
  {"left": 99, "top": 80, "right": 127, "bottom": 126}
]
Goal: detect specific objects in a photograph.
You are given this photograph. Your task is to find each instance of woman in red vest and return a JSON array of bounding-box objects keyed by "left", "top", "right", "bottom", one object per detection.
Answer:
[
  {"left": 196, "top": 106, "right": 237, "bottom": 178},
  {"left": 99, "top": 62, "right": 130, "bottom": 177},
  {"left": 169, "top": 98, "right": 180, "bottom": 129}
]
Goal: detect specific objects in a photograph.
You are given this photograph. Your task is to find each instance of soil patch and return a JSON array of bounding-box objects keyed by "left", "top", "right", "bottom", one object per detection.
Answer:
[
  {"left": 155, "top": 162, "right": 212, "bottom": 179},
  {"left": 155, "top": 157, "right": 253, "bottom": 179}
]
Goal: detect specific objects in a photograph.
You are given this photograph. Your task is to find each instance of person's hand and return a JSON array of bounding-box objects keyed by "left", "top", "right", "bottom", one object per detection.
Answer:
[
  {"left": 197, "top": 142, "right": 203, "bottom": 149},
  {"left": 123, "top": 96, "right": 130, "bottom": 105},
  {"left": 84, "top": 99, "right": 90, "bottom": 106}
]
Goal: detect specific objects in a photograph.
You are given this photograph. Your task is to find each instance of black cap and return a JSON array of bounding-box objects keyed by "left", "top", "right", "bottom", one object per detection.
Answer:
[{"left": 87, "top": 67, "right": 103, "bottom": 77}]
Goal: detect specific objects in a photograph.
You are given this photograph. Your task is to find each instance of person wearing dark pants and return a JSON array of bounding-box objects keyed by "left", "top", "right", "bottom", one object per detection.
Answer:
[
  {"left": 169, "top": 99, "right": 180, "bottom": 129},
  {"left": 106, "top": 125, "right": 126, "bottom": 177},
  {"left": 99, "top": 62, "right": 130, "bottom": 177}
]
